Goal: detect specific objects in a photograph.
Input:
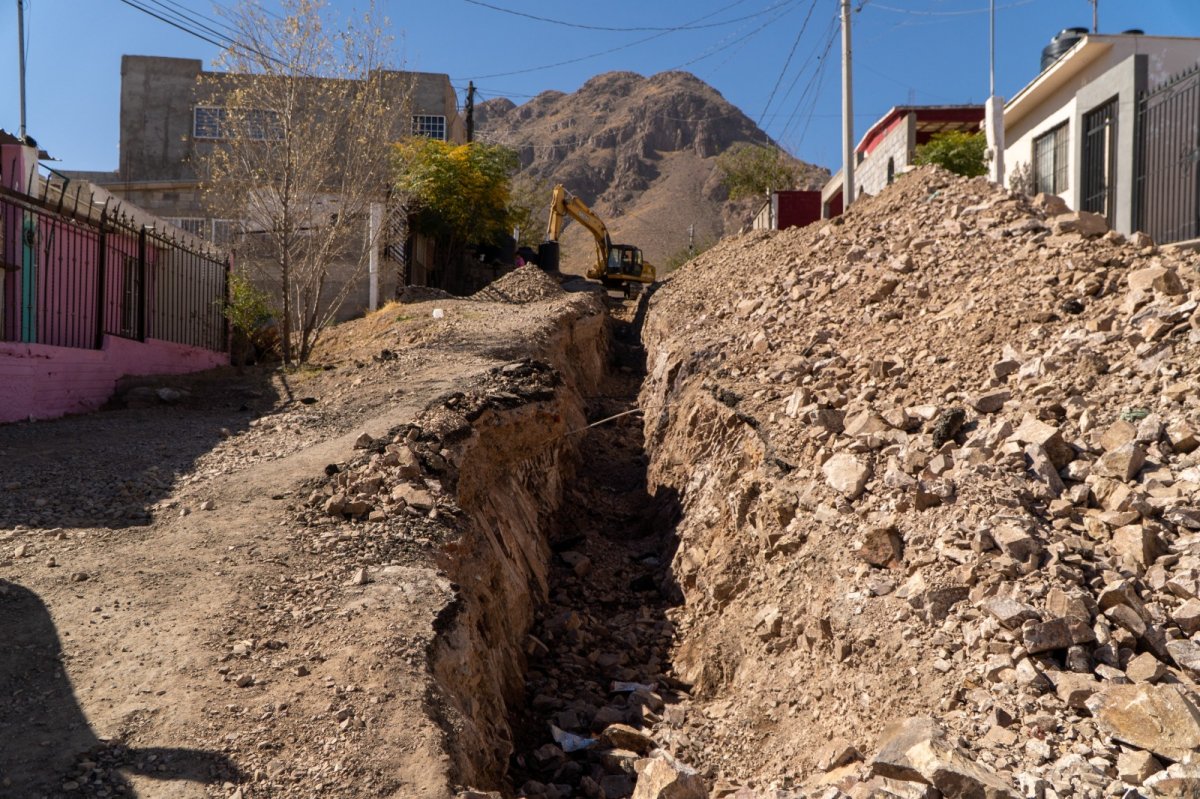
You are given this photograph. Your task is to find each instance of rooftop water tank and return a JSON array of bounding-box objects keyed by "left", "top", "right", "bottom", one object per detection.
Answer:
[{"left": 1041, "top": 27, "right": 1089, "bottom": 71}]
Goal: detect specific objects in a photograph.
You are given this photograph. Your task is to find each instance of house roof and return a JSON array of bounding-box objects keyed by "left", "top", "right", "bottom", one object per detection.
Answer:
[
  {"left": 857, "top": 105, "right": 984, "bottom": 156},
  {"left": 1004, "top": 33, "right": 1200, "bottom": 129}
]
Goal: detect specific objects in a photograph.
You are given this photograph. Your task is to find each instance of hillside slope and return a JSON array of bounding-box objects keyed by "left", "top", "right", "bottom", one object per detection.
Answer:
[{"left": 477, "top": 71, "right": 828, "bottom": 272}]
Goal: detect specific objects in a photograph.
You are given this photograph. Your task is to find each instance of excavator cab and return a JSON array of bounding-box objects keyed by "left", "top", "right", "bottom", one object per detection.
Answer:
[{"left": 607, "top": 245, "right": 644, "bottom": 279}]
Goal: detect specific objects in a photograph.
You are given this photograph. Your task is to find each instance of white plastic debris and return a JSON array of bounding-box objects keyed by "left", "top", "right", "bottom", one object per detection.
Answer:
[
  {"left": 431, "top": 308, "right": 445, "bottom": 319},
  {"left": 550, "top": 725, "right": 596, "bottom": 753}
]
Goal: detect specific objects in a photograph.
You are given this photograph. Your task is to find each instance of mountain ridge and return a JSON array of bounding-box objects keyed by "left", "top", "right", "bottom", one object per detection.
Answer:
[{"left": 476, "top": 70, "right": 829, "bottom": 271}]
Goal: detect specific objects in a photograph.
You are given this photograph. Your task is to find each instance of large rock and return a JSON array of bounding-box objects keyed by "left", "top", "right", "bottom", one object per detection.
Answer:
[
  {"left": 823, "top": 453, "right": 871, "bottom": 499},
  {"left": 632, "top": 755, "right": 707, "bottom": 799},
  {"left": 1052, "top": 210, "right": 1109, "bottom": 238},
  {"left": 1085, "top": 683, "right": 1200, "bottom": 762},
  {"left": 1128, "top": 265, "right": 1185, "bottom": 296},
  {"left": 1012, "top": 415, "right": 1074, "bottom": 469},
  {"left": 871, "top": 716, "right": 1018, "bottom": 798}
]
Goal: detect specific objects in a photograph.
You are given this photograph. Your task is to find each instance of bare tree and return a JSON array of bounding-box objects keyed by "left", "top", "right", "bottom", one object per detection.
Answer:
[{"left": 196, "top": 0, "right": 404, "bottom": 363}]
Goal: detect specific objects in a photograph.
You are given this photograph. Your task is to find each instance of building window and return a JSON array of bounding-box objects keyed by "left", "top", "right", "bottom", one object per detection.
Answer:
[
  {"left": 164, "top": 217, "right": 208, "bottom": 238},
  {"left": 193, "top": 106, "right": 282, "bottom": 140},
  {"left": 412, "top": 115, "right": 447, "bottom": 140},
  {"left": 211, "top": 219, "right": 241, "bottom": 246},
  {"left": 1033, "top": 123, "right": 1070, "bottom": 194}
]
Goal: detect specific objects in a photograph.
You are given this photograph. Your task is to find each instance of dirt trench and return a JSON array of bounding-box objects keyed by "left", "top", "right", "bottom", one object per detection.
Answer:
[{"left": 416, "top": 294, "right": 699, "bottom": 799}]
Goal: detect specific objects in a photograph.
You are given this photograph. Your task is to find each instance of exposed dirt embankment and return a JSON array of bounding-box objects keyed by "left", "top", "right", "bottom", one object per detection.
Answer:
[{"left": 295, "top": 275, "right": 610, "bottom": 792}]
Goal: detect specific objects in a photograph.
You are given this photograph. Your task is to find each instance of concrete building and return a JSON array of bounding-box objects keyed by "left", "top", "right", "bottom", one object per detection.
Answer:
[
  {"left": 1002, "top": 32, "right": 1200, "bottom": 243},
  {"left": 69, "top": 55, "right": 464, "bottom": 316},
  {"left": 820, "top": 105, "right": 985, "bottom": 219}
]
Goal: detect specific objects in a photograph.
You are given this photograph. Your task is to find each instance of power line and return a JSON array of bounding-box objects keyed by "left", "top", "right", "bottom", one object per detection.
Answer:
[
  {"left": 117, "top": 0, "right": 286, "bottom": 67},
  {"left": 670, "top": 0, "right": 801, "bottom": 70},
  {"left": 867, "top": 0, "right": 1038, "bottom": 15},
  {"left": 460, "top": 0, "right": 799, "bottom": 32},
  {"left": 757, "top": 0, "right": 820, "bottom": 126},
  {"left": 456, "top": 0, "right": 800, "bottom": 81}
]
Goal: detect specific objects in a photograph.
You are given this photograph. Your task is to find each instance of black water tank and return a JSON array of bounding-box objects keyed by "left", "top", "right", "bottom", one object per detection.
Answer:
[
  {"left": 537, "top": 241, "right": 560, "bottom": 273},
  {"left": 1041, "top": 27, "right": 1088, "bottom": 71},
  {"left": 1122, "top": 29, "right": 1145, "bottom": 35}
]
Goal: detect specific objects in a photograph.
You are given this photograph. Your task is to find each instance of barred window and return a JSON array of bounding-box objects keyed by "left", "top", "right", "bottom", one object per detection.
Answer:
[
  {"left": 164, "top": 217, "right": 208, "bottom": 237},
  {"left": 1033, "top": 123, "right": 1070, "bottom": 195},
  {"left": 194, "top": 106, "right": 282, "bottom": 140},
  {"left": 412, "top": 114, "right": 447, "bottom": 140},
  {"left": 194, "top": 107, "right": 226, "bottom": 139}
]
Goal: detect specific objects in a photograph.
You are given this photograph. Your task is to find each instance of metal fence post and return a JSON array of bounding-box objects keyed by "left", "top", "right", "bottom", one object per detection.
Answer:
[
  {"left": 137, "top": 225, "right": 147, "bottom": 341},
  {"left": 95, "top": 213, "right": 107, "bottom": 349}
]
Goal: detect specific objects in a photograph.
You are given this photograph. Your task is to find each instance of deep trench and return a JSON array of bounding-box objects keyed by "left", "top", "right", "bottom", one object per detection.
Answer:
[{"left": 500, "top": 301, "right": 689, "bottom": 799}]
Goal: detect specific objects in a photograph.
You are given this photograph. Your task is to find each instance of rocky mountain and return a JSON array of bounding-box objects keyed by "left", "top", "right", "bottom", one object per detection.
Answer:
[{"left": 476, "top": 70, "right": 828, "bottom": 272}]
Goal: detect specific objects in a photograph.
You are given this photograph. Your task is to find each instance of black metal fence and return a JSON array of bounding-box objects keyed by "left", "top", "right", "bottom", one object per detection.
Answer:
[
  {"left": 0, "top": 177, "right": 229, "bottom": 353},
  {"left": 1135, "top": 65, "right": 1200, "bottom": 245}
]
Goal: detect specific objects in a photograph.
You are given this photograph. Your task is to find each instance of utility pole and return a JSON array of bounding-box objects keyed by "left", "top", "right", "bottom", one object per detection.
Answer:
[
  {"left": 466, "top": 81, "right": 476, "bottom": 143},
  {"left": 688, "top": 223, "right": 695, "bottom": 255},
  {"left": 17, "top": 0, "right": 28, "bottom": 141},
  {"left": 985, "top": 0, "right": 1005, "bottom": 187},
  {"left": 1091, "top": 0, "right": 1098, "bottom": 34},
  {"left": 840, "top": 0, "right": 855, "bottom": 210}
]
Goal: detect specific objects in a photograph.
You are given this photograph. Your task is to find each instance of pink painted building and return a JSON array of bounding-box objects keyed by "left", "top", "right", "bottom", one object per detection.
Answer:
[{"left": 0, "top": 139, "right": 229, "bottom": 423}]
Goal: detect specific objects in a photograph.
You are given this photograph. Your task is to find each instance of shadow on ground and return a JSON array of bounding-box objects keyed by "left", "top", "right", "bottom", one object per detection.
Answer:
[
  {"left": 0, "top": 580, "right": 241, "bottom": 797},
  {"left": 0, "top": 366, "right": 282, "bottom": 530}
]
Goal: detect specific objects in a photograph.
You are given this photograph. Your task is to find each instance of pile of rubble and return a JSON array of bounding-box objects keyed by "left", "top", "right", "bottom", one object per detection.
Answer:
[
  {"left": 638, "top": 166, "right": 1200, "bottom": 797},
  {"left": 472, "top": 265, "right": 567, "bottom": 304}
]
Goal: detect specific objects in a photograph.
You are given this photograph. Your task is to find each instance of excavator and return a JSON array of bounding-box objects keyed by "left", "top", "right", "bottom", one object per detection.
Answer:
[{"left": 539, "top": 184, "right": 656, "bottom": 291}]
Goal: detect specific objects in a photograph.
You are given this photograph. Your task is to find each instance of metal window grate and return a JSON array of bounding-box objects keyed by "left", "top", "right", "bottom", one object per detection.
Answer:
[
  {"left": 1034, "top": 123, "right": 1070, "bottom": 195},
  {"left": 411, "top": 114, "right": 447, "bottom": 140},
  {"left": 1082, "top": 98, "right": 1119, "bottom": 226}
]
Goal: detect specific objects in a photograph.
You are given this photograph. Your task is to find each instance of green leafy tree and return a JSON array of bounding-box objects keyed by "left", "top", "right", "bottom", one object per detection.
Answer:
[
  {"left": 913, "top": 131, "right": 988, "bottom": 178},
  {"left": 393, "top": 139, "right": 519, "bottom": 270},
  {"left": 716, "top": 143, "right": 799, "bottom": 200},
  {"left": 220, "top": 271, "right": 275, "bottom": 368}
]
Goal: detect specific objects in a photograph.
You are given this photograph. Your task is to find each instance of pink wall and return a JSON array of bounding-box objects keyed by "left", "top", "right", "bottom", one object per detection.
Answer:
[{"left": 0, "top": 335, "right": 228, "bottom": 423}]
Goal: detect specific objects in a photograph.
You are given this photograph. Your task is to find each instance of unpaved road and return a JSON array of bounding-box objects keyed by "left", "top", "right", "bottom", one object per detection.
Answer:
[{"left": 1, "top": 280, "right": 604, "bottom": 799}]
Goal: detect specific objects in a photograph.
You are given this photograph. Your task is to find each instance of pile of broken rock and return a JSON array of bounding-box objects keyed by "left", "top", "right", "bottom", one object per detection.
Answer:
[{"left": 638, "top": 166, "right": 1200, "bottom": 798}]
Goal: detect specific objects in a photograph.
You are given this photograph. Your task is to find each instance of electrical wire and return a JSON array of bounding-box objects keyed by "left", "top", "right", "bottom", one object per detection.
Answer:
[
  {"left": 757, "top": 0, "right": 819, "bottom": 126},
  {"left": 460, "top": 0, "right": 799, "bottom": 33},
  {"left": 117, "top": 0, "right": 287, "bottom": 67},
  {"left": 455, "top": 0, "right": 800, "bottom": 81},
  {"left": 868, "top": 0, "right": 1038, "bottom": 15},
  {"left": 670, "top": 0, "right": 801, "bottom": 70}
]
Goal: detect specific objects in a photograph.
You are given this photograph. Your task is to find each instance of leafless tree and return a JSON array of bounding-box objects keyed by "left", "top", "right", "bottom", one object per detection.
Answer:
[{"left": 196, "top": 0, "right": 405, "bottom": 363}]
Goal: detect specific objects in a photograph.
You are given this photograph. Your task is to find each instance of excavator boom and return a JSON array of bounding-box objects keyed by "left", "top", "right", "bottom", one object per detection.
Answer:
[{"left": 542, "top": 183, "right": 655, "bottom": 288}]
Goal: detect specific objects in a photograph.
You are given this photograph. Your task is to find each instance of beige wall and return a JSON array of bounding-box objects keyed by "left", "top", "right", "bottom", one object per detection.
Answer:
[{"left": 1004, "top": 35, "right": 1200, "bottom": 229}]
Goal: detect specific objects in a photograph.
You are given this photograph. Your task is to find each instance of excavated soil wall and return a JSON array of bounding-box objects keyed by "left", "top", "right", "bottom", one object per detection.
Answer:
[{"left": 424, "top": 299, "right": 610, "bottom": 789}]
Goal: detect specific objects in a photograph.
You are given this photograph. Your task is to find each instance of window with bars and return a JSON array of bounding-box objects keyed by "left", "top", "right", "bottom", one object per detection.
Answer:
[
  {"left": 194, "top": 106, "right": 282, "bottom": 140},
  {"left": 412, "top": 114, "right": 447, "bottom": 140},
  {"left": 164, "top": 217, "right": 208, "bottom": 238},
  {"left": 1033, "top": 123, "right": 1070, "bottom": 195}
]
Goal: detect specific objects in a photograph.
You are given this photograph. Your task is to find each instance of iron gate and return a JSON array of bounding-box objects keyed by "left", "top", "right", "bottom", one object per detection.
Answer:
[{"left": 1135, "top": 66, "right": 1200, "bottom": 245}]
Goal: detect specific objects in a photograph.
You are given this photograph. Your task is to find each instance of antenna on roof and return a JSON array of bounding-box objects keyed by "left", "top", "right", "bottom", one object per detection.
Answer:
[{"left": 1090, "top": 0, "right": 1098, "bottom": 34}]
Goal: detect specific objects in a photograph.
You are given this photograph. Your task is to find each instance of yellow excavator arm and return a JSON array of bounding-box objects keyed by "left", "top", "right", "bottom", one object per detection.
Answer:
[
  {"left": 546, "top": 184, "right": 612, "bottom": 277},
  {"left": 542, "top": 184, "right": 655, "bottom": 287}
]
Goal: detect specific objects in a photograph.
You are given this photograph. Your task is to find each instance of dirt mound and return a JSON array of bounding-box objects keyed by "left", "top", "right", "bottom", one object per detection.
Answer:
[
  {"left": 399, "top": 285, "right": 456, "bottom": 304},
  {"left": 472, "top": 264, "right": 566, "bottom": 304},
  {"left": 477, "top": 71, "right": 828, "bottom": 273},
  {"left": 641, "top": 165, "right": 1200, "bottom": 796}
]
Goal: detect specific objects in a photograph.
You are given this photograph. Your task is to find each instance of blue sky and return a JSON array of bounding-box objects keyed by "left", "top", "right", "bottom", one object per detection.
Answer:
[{"left": 1, "top": 0, "right": 1197, "bottom": 174}]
